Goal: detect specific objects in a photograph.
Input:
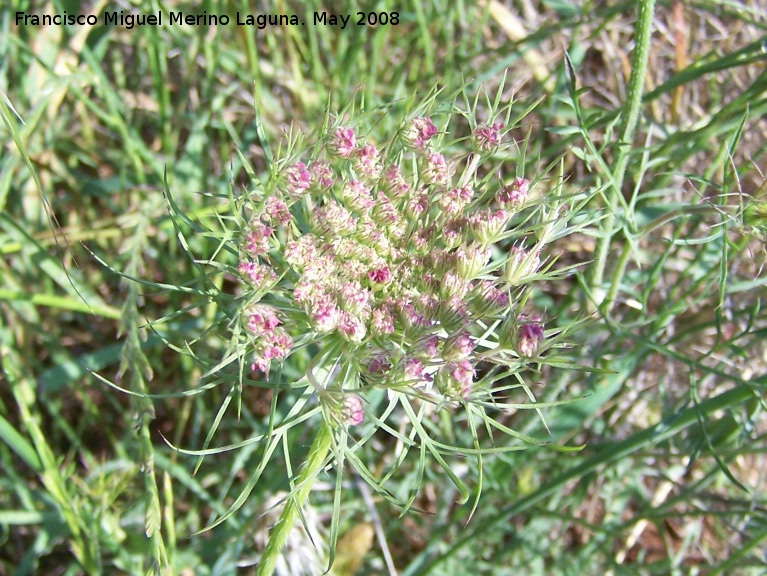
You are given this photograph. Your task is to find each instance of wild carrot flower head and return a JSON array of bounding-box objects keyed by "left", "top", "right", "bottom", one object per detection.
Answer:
[
  {"left": 221, "top": 93, "right": 587, "bottom": 517},
  {"left": 440, "top": 186, "right": 474, "bottom": 215},
  {"left": 236, "top": 108, "right": 552, "bottom": 389}
]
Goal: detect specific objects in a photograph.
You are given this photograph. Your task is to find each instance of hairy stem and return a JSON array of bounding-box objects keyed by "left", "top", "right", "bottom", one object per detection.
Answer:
[{"left": 257, "top": 422, "right": 333, "bottom": 576}]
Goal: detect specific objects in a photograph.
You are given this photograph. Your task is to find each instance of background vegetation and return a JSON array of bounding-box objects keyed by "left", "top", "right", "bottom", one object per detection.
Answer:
[{"left": 1, "top": 0, "right": 766, "bottom": 574}]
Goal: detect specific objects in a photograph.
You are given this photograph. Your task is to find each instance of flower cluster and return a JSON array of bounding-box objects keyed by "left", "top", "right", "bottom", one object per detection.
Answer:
[
  {"left": 235, "top": 113, "right": 555, "bottom": 427},
  {"left": 245, "top": 305, "right": 293, "bottom": 377}
]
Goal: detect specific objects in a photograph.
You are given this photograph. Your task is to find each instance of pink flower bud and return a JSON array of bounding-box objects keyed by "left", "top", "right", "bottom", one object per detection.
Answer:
[
  {"left": 395, "top": 299, "right": 427, "bottom": 329},
  {"left": 262, "top": 330, "right": 292, "bottom": 361},
  {"left": 442, "top": 218, "right": 467, "bottom": 249},
  {"left": 439, "top": 186, "right": 473, "bottom": 216},
  {"left": 498, "top": 177, "right": 529, "bottom": 208},
  {"left": 284, "top": 235, "right": 318, "bottom": 271},
  {"left": 381, "top": 164, "right": 410, "bottom": 199},
  {"left": 368, "top": 266, "right": 391, "bottom": 285},
  {"left": 406, "top": 189, "right": 431, "bottom": 219},
  {"left": 452, "top": 360, "right": 475, "bottom": 399},
  {"left": 250, "top": 328, "right": 293, "bottom": 379},
  {"left": 284, "top": 162, "right": 311, "bottom": 196},
  {"left": 410, "top": 226, "right": 433, "bottom": 254},
  {"left": 338, "top": 311, "right": 367, "bottom": 342},
  {"left": 436, "top": 359, "right": 475, "bottom": 400},
  {"left": 354, "top": 143, "right": 382, "bottom": 179},
  {"left": 328, "top": 127, "right": 357, "bottom": 158},
  {"left": 438, "top": 295, "right": 469, "bottom": 331},
  {"left": 343, "top": 395, "right": 364, "bottom": 426},
  {"left": 251, "top": 357, "right": 271, "bottom": 377},
  {"left": 308, "top": 160, "right": 334, "bottom": 191},
  {"left": 518, "top": 315, "right": 544, "bottom": 357},
  {"left": 367, "top": 353, "right": 391, "bottom": 375},
  {"left": 270, "top": 329, "right": 293, "bottom": 356},
  {"left": 244, "top": 222, "right": 273, "bottom": 256},
  {"left": 341, "top": 179, "right": 375, "bottom": 212},
  {"left": 473, "top": 122, "right": 505, "bottom": 150},
  {"left": 340, "top": 281, "right": 371, "bottom": 316},
  {"left": 403, "top": 116, "right": 438, "bottom": 150},
  {"left": 262, "top": 197, "right": 292, "bottom": 226},
  {"left": 370, "top": 305, "right": 395, "bottom": 335},
  {"left": 310, "top": 294, "right": 341, "bottom": 332},
  {"left": 440, "top": 271, "right": 469, "bottom": 300},
  {"left": 417, "top": 291, "right": 439, "bottom": 318},
  {"left": 443, "top": 330, "right": 475, "bottom": 361},
  {"left": 404, "top": 357, "right": 425, "bottom": 380},
  {"left": 471, "top": 280, "right": 510, "bottom": 316},
  {"left": 469, "top": 209, "right": 508, "bottom": 244},
  {"left": 313, "top": 200, "right": 357, "bottom": 237},
  {"left": 454, "top": 243, "right": 491, "bottom": 280},
  {"left": 421, "top": 152, "right": 453, "bottom": 186},
  {"left": 238, "top": 261, "right": 277, "bottom": 287},
  {"left": 247, "top": 305, "right": 281, "bottom": 335},
  {"left": 372, "top": 195, "right": 399, "bottom": 227},
  {"left": 504, "top": 245, "right": 540, "bottom": 286},
  {"left": 419, "top": 334, "right": 440, "bottom": 357}
]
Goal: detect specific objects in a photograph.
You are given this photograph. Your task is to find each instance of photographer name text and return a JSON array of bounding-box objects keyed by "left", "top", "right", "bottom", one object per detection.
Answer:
[{"left": 15, "top": 10, "right": 400, "bottom": 30}]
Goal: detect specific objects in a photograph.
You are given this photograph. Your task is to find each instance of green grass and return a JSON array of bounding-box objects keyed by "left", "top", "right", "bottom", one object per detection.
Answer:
[{"left": 2, "top": 0, "right": 766, "bottom": 574}]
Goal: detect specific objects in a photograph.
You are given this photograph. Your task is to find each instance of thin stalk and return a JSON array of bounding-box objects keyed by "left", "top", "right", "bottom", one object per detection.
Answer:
[
  {"left": 616, "top": 0, "right": 657, "bottom": 163},
  {"left": 257, "top": 422, "right": 334, "bottom": 576},
  {"left": 603, "top": 239, "right": 633, "bottom": 311},
  {"left": 591, "top": 0, "right": 656, "bottom": 312}
]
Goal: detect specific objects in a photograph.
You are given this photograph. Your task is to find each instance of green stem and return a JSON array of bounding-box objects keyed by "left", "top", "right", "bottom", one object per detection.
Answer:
[
  {"left": 616, "top": 0, "right": 656, "bottom": 164},
  {"left": 257, "top": 422, "right": 334, "bottom": 576},
  {"left": 591, "top": 0, "right": 656, "bottom": 312},
  {"left": 603, "top": 239, "right": 633, "bottom": 312}
]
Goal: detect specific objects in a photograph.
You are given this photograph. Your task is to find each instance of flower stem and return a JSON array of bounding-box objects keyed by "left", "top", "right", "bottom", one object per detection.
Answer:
[
  {"left": 257, "top": 422, "right": 333, "bottom": 576},
  {"left": 616, "top": 0, "right": 656, "bottom": 164},
  {"left": 591, "top": 0, "right": 656, "bottom": 312}
]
